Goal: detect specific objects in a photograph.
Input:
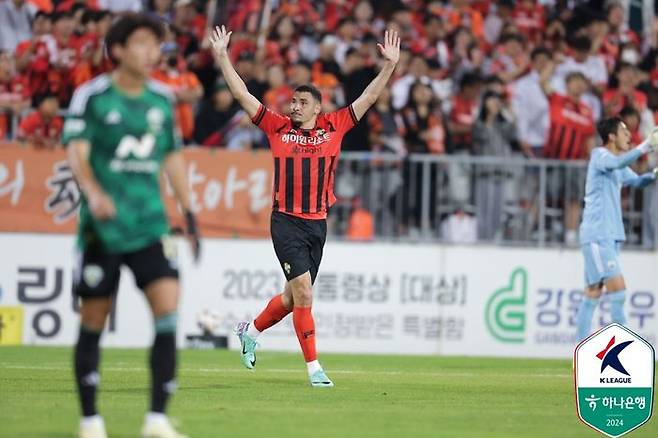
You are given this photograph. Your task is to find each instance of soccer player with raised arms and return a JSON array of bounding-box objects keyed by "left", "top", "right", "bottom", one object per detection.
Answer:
[
  {"left": 63, "top": 14, "right": 200, "bottom": 438},
  {"left": 576, "top": 118, "right": 658, "bottom": 341},
  {"left": 209, "top": 25, "right": 400, "bottom": 387}
]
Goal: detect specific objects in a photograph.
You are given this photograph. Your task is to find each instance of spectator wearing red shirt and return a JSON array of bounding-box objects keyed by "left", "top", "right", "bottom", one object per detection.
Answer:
[
  {"left": 0, "top": 51, "right": 30, "bottom": 139},
  {"left": 40, "top": 11, "right": 79, "bottom": 105},
  {"left": 17, "top": 93, "right": 63, "bottom": 148},
  {"left": 512, "top": 0, "right": 545, "bottom": 44},
  {"left": 603, "top": 62, "right": 647, "bottom": 117},
  {"left": 448, "top": 72, "right": 481, "bottom": 153},
  {"left": 541, "top": 70, "right": 595, "bottom": 245}
]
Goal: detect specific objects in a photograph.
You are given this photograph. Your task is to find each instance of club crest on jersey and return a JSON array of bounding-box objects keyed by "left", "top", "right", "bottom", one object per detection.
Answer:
[
  {"left": 104, "top": 110, "right": 122, "bottom": 125},
  {"left": 146, "top": 108, "right": 165, "bottom": 133},
  {"left": 83, "top": 265, "right": 104, "bottom": 288}
]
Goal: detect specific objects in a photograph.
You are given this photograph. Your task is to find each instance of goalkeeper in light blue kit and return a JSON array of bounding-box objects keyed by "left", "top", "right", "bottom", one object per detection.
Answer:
[{"left": 576, "top": 117, "right": 658, "bottom": 341}]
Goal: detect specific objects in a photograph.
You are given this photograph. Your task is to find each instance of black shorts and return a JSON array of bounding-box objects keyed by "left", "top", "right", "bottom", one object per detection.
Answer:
[
  {"left": 73, "top": 237, "right": 179, "bottom": 298},
  {"left": 270, "top": 211, "right": 327, "bottom": 284}
]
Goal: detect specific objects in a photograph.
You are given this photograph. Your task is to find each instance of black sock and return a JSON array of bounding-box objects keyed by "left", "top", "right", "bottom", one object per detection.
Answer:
[
  {"left": 74, "top": 326, "right": 102, "bottom": 417},
  {"left": 150, "top": 332, "right": 177, "bottom": 413}
]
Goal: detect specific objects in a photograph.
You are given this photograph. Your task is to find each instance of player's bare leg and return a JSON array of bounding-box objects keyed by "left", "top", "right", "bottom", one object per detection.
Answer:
[
  {"left": 289, "top": 272, "right": 333, "bottom": 387},
  {"left": 141, "top": 278, "right": 187, "bottom": 438},
  {"left": 76, "top": 297, "right": 112, "bottom": 438}
]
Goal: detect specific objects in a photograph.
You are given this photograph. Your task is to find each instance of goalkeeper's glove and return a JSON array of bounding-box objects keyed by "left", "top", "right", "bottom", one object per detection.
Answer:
[
  {"left": 638, "top": 127, "right": 658, "bottom": 153},
  {"left": 185, "top": 210, "right": 201, "bottom": 262}
]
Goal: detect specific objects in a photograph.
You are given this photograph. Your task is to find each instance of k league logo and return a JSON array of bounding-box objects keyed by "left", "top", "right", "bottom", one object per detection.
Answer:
[{"left": 574, "top": 323, "right": 655, "bottom": 437}]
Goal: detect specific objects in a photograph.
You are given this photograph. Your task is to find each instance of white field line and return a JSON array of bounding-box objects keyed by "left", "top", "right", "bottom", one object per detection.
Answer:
[{"left": 0, "top": 364, "right": 571, "bottom": 379}]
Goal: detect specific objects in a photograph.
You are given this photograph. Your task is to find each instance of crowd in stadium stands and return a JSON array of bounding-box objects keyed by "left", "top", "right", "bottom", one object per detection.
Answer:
[{"left": 1, "top": 0, "right": 658, "bottom": 241}]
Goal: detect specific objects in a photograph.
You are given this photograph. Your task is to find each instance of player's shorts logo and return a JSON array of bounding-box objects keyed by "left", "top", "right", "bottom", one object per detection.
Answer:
[
  {"left": 83, "top": 265, "right": 104, "bottom": 288},
  {"left": 283, "top": 262, "right": 291, "bottom": 275}
]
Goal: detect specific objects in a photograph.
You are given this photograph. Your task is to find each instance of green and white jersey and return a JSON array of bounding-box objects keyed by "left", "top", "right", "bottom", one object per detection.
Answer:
[{"left": 62, "top": 74, "right": 181, "bottom": 253}]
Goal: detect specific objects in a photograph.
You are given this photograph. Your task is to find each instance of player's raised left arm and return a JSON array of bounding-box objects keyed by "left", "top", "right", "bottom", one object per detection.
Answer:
[
  {"left": 163, "top": 151, "right": 201, "bottom": 262},
  {"left": 351, "top": 30, "right": 400, "bottom": 121}
]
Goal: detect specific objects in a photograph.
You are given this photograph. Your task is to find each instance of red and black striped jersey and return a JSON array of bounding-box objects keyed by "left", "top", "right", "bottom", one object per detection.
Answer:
[
  {"left": 544, "top": 93, "right": 595, "bottom": 160},
  {"left": 251, "top": 104, "right": 358, "bottom": 219}
]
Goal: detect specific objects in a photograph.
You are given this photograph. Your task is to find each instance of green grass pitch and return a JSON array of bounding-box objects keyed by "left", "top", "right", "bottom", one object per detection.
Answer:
[{"left": 0, "top": 346, "right": 655, "bottom": 437}]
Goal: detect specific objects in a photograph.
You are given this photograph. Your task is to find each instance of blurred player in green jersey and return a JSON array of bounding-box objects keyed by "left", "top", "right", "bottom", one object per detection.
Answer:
[{"left": 63, "top": 14, "right": 200, "bottom": 438}]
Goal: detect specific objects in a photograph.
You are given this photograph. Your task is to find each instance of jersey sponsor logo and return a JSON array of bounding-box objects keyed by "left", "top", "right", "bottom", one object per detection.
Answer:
[
  {"left": 111, "top": 134, "right": 159, "bottom": 173},
  {"left": 115, "top": 134, "right": 155, "bottom": 159},
  {"left": 281, "top": 132, "right": 331, "bottom": 147},
  {"left": 104, "top": 110, "right": 122, "bottom": 125}
]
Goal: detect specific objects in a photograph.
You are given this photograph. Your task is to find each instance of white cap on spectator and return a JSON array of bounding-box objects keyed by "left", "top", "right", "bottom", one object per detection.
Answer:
[{"left": 174, "top": 0, "right": 194, "bottom": 8}]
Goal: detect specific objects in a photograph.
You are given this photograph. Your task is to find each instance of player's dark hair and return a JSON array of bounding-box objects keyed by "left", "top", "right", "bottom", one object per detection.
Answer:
[
  {"left": 294, "top": 84, "right": 322, "bottom": 103},
  {"left": 597, "top": 117, "right": 623, "bottom": 144},
  {"left": 104, "top": 13, "right": 164, "bottom": 64}
]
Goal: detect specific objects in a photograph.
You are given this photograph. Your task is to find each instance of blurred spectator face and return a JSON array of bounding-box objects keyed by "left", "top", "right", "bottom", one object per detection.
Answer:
[
  {"left": 155, "top": 0, "right": 173, "bottom": 13},
  {"left": 484, "top": 94, "right": 502, "bottom": 116},
  {"left": 174, "top": 1, "right": 195, "bottom": 24},
  {"left": 53, "top": 14, "right": 75, "bottom": 39},
  {"left": 617, "top": 64, "right": 636, "bottom": 88},
  {"left": 112, "top": 28, "right": 162, "bottom": 78},
  {"left": 338, "top": 19, "right": 356, "bottom": 40},
  {"left": 393, "top": 8, "right": 414, "bottom": 31},
  {"left": 408, "top": 56, "right": 428, "bottom": 78},
  {"left": 454, "top": 27, "right": 473, "bottom": 51},
  {"left": 33, "top": 13, "right": 52, "bottom": 36},
  {"left": 531, "top": 50, "right": 550, "bottom": 72},
  {"left": 289, "top": 91, "right": 321, "bottom": 125},
  {"left": 504, "top": 37, "right": 523, "bottom": 58},
  {"left": 410, "top": 82, "right": 432, "bottom": 106},
  {"left": 275, "top": 16, "right": 296, "bottom": 39},
  {"left": 424, "top": 16, "right": 444, "bottom": 41},
  {"left": 236, "top": 56, "right": 254, "bottom": 78},
  {"left": 607, "top": 4, "right": 624, "bottom": 28},
  {"left": 213, "top": 87, "right": 233, "bottom": 110},
  {"left": 290, "top": 63, "right": 311, "bottom": 86},
  {"left": 319, "top": 35, "right": 337, "bottom": 60},
  {"left": 566, "top": 74, "right": 587, "bottom": 98},
  {"left": 344, "top": 50, "right": 364, "bottom": 73},
  {"left": 267, "top": 64, "right": 285, "bottom": 88},
  {"left": 39, "top": 96, "right": 60, "bottom": 119},
  {"left": 97, "top": 13, "right": 112, "bottom": 37},
  {"left": 354, "top": 1, "right": 373, "bottom": 22}
]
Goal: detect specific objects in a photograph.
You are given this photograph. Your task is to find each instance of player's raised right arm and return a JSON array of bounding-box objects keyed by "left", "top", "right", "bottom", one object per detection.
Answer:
[{"left": 210, "top": 25, "right": 261, "bottom": 119}]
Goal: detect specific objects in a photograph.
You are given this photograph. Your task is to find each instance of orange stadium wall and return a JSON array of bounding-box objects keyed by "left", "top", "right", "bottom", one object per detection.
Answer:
[{"left": 0, "top": 144, "right": 273, "bottom": 238}]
